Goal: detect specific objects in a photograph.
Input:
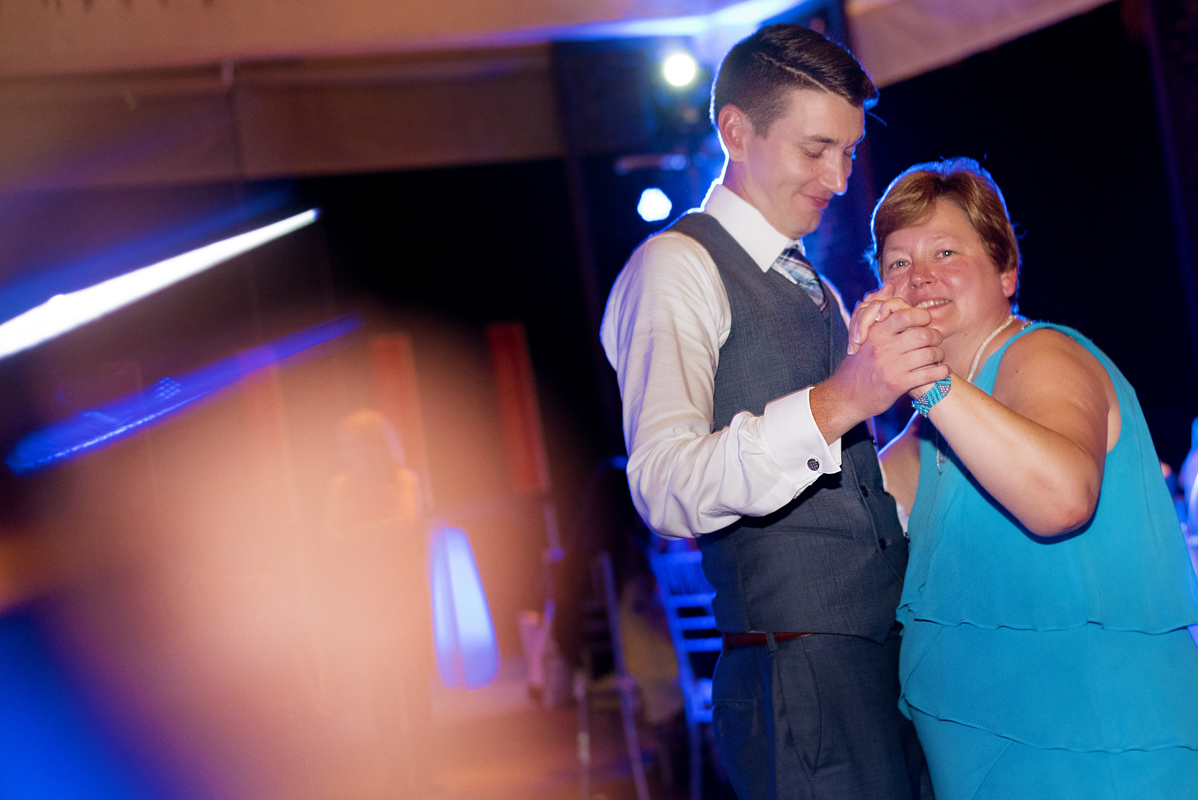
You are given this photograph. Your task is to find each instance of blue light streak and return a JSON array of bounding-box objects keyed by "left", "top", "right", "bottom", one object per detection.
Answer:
[
  {"left": 6, "top": 314, "right": 362, "bottom": 476},
  {"left": 0, "top": 191, "right": 293, "bottom": 329},
  {"left": 0, "top": 209, "right": 319, "bottom": 361}
]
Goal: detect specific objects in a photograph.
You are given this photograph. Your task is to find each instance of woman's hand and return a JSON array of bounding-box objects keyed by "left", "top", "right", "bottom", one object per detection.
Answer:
[{"left": 847, "top": 283, "right": 914, "bottom": 355}]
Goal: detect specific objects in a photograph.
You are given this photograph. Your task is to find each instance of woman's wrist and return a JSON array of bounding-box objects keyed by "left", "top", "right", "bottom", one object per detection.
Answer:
[
  {"left": 910, "top": 370, "right": 960, "bottom": 399},
  {"left": 909, "top": 381, "right": 936, "bottom": 400},
  {"left": 911, "top": 375, "right": 953, "bottom": 417},
  {"left": 910, "top": 371, "right": 951, "bottom": 399}
]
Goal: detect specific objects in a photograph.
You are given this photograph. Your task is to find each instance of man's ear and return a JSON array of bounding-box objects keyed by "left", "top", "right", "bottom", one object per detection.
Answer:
[{"left": 717, "top": 104, "right": 753, "bottom": 163}]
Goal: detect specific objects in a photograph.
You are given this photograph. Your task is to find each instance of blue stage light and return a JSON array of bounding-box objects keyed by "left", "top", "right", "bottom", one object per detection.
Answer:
[
  {"left": 429, "top": 526, "right": 499, "bottom": 690},
  {"left": 638, "top": 188, "right": 673, "bottom": 222},
  {"left": 5, "top": 313, "right": 362, "bottom": 476}
]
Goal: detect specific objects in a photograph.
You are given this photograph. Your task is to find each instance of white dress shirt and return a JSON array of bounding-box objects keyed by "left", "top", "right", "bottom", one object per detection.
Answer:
[{"left": 601, "top": 183, "right": 849, "bottom": 539}]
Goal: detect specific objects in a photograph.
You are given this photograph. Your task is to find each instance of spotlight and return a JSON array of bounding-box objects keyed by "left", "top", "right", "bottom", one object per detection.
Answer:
[
  {"left": 637, "top": 188, "right": 673, "bottom": 222},
  {"left": 662, "top": 53, "right": 698, "bottom": 88}
]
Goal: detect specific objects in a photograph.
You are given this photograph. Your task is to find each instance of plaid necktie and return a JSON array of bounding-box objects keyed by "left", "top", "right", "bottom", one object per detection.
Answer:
[{"left": 773, "top": 244, "right": 826, "bottom": 310}]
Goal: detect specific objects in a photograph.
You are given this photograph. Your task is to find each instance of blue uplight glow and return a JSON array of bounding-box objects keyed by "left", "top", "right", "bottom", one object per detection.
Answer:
[
  {"left": 429, "top": 526, "right": 499, "bottom": 690},
  {"left": 638, "top": 188, "right": 673, "bottom": 222},
  {"left": 0, "top": 614, "right": 155, "bottom": 799},
  {"left": 5, "top": 314, "right": 362, "bottom": 476}
]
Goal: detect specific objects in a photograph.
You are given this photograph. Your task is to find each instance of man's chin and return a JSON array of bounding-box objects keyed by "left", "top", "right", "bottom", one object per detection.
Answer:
[{"left": 788, "top": 214, "right": 821, "bottom": 240}]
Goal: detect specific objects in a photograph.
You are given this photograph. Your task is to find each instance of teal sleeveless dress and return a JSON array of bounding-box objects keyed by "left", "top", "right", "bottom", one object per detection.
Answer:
[{"left": 898, "top": 323, "right": 1198, "bottom": 799}]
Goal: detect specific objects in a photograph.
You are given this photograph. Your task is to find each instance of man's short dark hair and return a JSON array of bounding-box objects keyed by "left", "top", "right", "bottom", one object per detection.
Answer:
[{"left": 711, "top": 24, "right": 878, "bottom": 136}]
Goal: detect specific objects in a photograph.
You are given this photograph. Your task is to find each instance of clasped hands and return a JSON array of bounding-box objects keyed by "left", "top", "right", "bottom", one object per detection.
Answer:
[{"left": 828, "top": 282, "right": 948, "bottom": 420}]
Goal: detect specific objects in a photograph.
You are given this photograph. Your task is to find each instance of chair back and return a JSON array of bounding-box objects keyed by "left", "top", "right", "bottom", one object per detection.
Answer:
[{"left": 648, "top": 548, "right": 720, "bottom": 724}]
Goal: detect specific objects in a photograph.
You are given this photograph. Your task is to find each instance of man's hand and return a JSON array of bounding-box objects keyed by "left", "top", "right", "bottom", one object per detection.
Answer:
[
  {"left": 847, "top": 282, "right": 905, "bottom": 356},
  {"left": 810, "top": 303, "right": 948, "bottom": 443}
]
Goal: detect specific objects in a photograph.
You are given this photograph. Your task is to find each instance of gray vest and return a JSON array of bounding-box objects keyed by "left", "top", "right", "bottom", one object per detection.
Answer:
[{"left": 670, "top": 212, "right": 907, "bottom": 643}]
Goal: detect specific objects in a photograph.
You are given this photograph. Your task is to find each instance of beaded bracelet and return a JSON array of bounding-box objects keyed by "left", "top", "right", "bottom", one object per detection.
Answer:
[{"left": 912, "top": 378, "right": 952, "bottom": 417}]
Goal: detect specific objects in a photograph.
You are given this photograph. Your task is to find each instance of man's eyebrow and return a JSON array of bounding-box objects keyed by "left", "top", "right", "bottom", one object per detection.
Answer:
[{"left": 799, "top": 134, "right": 866, "bottom": 146}]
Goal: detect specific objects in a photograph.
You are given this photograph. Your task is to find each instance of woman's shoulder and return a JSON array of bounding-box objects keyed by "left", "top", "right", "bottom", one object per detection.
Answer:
[
  {"left": 995, "top": 324, "right": 1119, "bottom": 445},
  {"left": 999, "top": 324, "right": 1107, "bottom": 380}
]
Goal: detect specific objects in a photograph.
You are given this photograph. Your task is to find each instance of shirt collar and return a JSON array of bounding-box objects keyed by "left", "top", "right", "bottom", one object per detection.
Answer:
[{"left": 702, "top": 183, "right": 803, "bottom": 273}]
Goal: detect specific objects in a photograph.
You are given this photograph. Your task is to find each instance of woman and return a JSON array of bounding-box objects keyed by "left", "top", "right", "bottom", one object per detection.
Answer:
[
  {"left": 319, "top": 409, "right": 432, "bottom": 793},
  {"left": 851, "top": 158, "right": 1198, "bottom": 798}
]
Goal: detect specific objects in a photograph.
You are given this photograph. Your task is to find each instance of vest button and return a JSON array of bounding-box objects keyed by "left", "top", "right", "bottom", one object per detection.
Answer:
[
  {"left": 879, "top": 538, "right": 890, "bottom": 550},
  {"left": 859, "top": 484, "right": 870, "bottom": 497},
  {"left": 807, "top": 457, "right": 820, "bottom": 471}
]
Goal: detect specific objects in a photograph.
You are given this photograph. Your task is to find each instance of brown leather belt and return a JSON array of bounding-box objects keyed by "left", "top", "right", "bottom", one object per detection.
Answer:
[{"left": 722, "top": 631, "right": 814, "bottom": 651}]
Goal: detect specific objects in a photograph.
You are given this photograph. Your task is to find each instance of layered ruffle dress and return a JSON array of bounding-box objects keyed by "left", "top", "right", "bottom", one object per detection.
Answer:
[{"left": 898, "top": 323, "right": 1198, "bottom": 799}]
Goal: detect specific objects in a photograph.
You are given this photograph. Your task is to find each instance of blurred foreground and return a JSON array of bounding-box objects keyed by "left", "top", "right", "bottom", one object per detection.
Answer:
[{"left": 0, "top": 306, "right": 707, "bottom": 799}]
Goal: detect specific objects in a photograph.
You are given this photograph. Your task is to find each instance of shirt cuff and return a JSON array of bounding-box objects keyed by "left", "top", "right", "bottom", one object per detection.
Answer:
[{"left": 760, "top": 388, "right": 842, "bottom": 483}]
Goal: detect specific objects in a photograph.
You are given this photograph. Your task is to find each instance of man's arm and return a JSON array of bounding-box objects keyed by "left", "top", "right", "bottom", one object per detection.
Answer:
[{"left": 601, "top": 234, "right": 841, "bottom": 539}]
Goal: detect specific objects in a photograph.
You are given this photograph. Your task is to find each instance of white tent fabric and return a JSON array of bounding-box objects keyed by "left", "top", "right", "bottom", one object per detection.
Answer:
[
  {"left": 848, "top": 0, "right": 1110, "bottom": 87},
  {"left": 0, "top": 0, "right": 1112, "bottom": 190}
]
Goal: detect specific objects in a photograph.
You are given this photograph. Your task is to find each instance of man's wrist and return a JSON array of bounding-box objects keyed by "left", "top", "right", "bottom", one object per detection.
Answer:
[
  {"left": 809, "top": 377, "right": 858, "bottom": 445},
  {"left": 762, "top": 389, "right": 842, "bottom": 478}
]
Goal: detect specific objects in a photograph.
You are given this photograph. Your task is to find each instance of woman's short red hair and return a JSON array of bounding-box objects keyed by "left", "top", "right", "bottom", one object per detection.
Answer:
[{"left": 868, "top": 157, "right": 1021, "bottom": 286}]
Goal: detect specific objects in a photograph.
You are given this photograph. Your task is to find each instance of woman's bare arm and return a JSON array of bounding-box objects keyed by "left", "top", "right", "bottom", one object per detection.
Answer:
[{"left": 926, "top": 329, "right": 1117, "bottom": 537}]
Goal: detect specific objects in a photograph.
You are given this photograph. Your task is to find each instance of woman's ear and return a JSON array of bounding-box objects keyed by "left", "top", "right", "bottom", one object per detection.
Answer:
[{"left": 1001, "top": 267, "right": 1018, "bottom": 299}]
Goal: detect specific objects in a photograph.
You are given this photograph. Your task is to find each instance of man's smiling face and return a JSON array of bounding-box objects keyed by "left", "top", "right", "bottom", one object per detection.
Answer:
[{"left": 731, "top": 88, "right": 865, "bottom": 240}]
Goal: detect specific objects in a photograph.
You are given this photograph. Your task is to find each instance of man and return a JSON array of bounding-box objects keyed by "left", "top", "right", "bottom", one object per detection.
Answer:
[{"left": 600, "top": 25, "right": 946, "bottom": 799}]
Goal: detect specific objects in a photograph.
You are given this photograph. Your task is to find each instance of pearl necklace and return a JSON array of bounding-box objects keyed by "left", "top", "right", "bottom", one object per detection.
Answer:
[{"left": 966, "top": 314, "right": 1017, "bottom": 384}]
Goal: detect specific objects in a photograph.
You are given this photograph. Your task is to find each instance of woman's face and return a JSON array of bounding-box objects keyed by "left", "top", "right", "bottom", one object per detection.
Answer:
[{"left": 879, "top": 199, "right": 1017, "bottom": 352}]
